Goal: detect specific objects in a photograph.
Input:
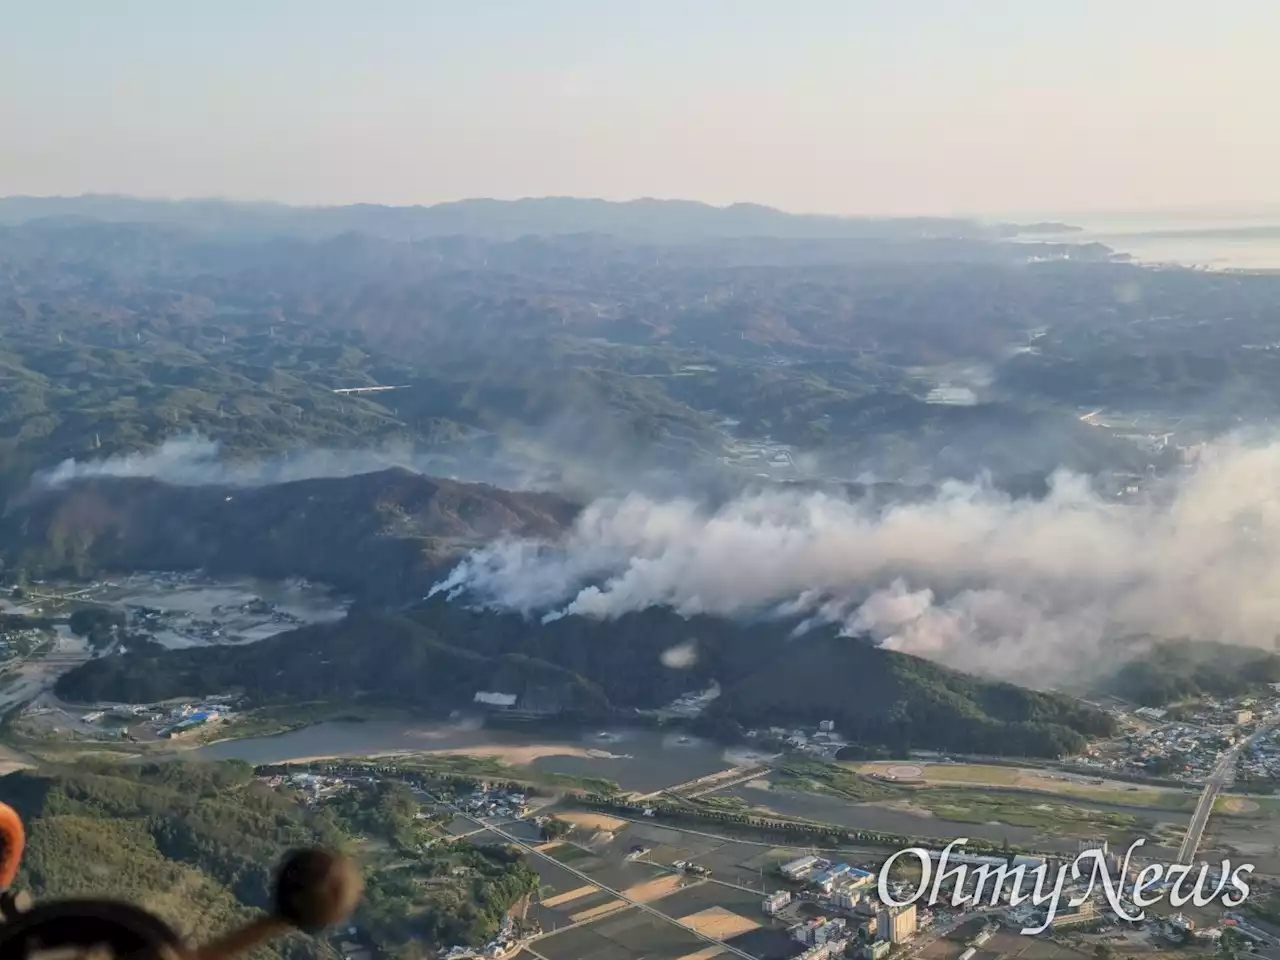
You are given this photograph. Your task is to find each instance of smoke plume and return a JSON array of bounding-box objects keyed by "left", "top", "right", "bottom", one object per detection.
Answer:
[
  {"left": 431, "top": 436, "right": 1280, "bottom": 688},
  {"left": 32, "top": 433, "right": 572, "bottom": 493},
  {"left": 30, "top": 426, "right": 724, "bottom": 500}
]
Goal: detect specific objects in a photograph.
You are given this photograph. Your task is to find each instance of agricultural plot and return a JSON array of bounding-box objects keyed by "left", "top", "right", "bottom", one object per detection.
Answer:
[
  {"left": 649, "top": 883, "right": 768, "bottom": 921},
  {"left": 575, "top": 859, "right": 679, "bottom": 899},
  {"left": 532, "top": 908, "right": 711, "bottom": 960},
  {"left": 529, "top": 855, "right": 589, "bottom": 901},
  {"left": 675, "top": 908, "right": 761, "bottom": 939}
]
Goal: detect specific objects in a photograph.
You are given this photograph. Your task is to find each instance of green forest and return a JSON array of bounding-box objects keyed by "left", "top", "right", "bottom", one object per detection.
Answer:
[
  {"left": 55, "top": 603, "right": 1116, "bottom": 759},
  {"left": 1104, "top": 639, "right": 1280, "bottom": 707},
  {"left": 0, "top": 761, "right": 535, "bottom": 960}
]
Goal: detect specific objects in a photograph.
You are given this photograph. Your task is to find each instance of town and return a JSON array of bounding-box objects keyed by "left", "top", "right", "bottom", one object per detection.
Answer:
[{"left": 249, "top": 755, "right": 1278, "bottom": 960}]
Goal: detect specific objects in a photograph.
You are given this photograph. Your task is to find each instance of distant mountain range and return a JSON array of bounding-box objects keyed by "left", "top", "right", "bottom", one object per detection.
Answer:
[{"left": 0, "top": 194, "right": 1075, "bottom": 244}]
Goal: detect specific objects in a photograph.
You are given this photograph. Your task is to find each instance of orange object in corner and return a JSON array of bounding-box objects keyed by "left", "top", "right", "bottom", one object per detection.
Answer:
[{"left": 0, "top": 802, "right": 25, "bottom": 890}]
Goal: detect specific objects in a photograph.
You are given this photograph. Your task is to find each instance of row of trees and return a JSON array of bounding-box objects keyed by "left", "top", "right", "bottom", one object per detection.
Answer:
[{"left": 570, "top": 793, "right": 1046, "bottom": 859}]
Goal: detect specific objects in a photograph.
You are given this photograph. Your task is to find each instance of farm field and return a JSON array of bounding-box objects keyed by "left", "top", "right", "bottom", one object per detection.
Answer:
[
  {"left": 850, "top": 762, "right": 1195, "bottom": 809},
  {"left": 529, "top": 908, "right": 711, "bottom": 960}
]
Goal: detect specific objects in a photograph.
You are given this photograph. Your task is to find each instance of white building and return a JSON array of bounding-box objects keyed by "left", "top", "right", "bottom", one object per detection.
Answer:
[
  {"left": 762, "top": 891, "right": 792, "bottom": 915},
  {"left": 832, "top": 886, "right": 863, "bottom": 911},
  {"left": 814, "top": 919, "right": 846, "bottom": 945},
  {"left": 781, "top": 855, "right": 825, "bottom": 880}
]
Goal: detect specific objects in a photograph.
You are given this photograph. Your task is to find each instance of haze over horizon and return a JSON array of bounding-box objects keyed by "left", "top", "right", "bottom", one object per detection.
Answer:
[{"left": 6, "top": 1, "right": 1280, "bottom": 219}]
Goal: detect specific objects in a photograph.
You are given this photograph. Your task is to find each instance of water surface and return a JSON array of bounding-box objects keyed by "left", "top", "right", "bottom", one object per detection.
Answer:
[{"left": 188, "top": 721, "right": 739, "bottom": 794}]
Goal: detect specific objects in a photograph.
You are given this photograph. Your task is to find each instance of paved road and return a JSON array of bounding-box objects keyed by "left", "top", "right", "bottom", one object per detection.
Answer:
[
  {"left": 1235, "top": 918, "right": 1280, "bottom": 947},
  {"left": 901, "top": 909, "right": 1003, "bottom": 959},
  {"left": 440, "top": 801, "right": 761, "bottom": 960},
  {"left": 1178, "top": 713, "right": 1280, "bottom": 864}
]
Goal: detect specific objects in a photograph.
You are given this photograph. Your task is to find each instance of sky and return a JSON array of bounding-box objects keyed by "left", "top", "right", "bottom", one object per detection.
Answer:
[{"left": 3, "top": 0, "right": 1280, "bottom": 217}]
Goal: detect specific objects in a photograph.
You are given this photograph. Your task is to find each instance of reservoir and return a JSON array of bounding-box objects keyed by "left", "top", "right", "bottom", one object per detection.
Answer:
[
  {"left": 186, "top": 720, "right": 762, "bottom": 795},
  {"left": 179, "top": 719, "right": 1202, "bottom": 862}
]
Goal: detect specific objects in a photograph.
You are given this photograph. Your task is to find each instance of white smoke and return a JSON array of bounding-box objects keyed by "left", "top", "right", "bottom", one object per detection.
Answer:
[
  {"left": 431, "top": 436, "right": 1280, "bottom": 687},
  {"left": 31, "top": 433, "right": 559, "bottom": 491},
  {"left": 29, "top": 426, "right": 722, "bottom": 498}
]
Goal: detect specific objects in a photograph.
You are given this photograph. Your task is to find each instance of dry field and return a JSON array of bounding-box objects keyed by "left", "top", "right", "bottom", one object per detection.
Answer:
[
  {"left": 675, "top": 908, "right": 760, "bottom": 939},
  {"left": 673, "top": 948, "right": 726, "bottom": 960},
  {"left": 621, "top": 874, "right": 686, "bottom": 903},
  {"left": 853, "top": 761, "right": 1186, "bottom": 807},
  {"left": 556, "top": 811, "right": 631, "bottom": 831},
  {"left": 570, "top": 899, "right": 632, "bottom": 923},
  {"left": 541, "top": 884, "right": 600, "bottom": 908}
]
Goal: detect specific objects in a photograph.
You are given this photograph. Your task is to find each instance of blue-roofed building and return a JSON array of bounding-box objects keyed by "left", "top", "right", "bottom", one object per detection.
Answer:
[{"left": 162, "top": 710, "right": 217, "bottom": 738}]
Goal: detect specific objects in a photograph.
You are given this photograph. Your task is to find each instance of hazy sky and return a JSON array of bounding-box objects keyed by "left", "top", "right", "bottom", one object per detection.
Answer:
[{"left": 4, "top": 1, "right": 1279, "bottom": 217}]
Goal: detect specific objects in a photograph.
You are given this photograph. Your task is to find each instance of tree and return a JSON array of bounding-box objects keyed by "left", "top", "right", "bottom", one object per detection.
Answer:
[{"left": 540, "top": 818, "right": 571, "bottom": 841}]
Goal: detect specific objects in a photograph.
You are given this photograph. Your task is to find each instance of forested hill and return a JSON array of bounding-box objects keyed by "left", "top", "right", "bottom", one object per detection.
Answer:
[
  {"left": 0, "top": 761, "right": 537, "bottom": 959},
  {"left": 1104, "top": 638, "right": 1280, "bottom": 707},
  {"left": 1, "top": 470, "right": 579, "bottom": 601},
  {"left": 55, "top": 601, "right": 1116, "bottom": 758}
]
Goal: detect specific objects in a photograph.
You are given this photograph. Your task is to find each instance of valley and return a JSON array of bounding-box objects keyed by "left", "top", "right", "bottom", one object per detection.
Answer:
[{"left": 3, "top": 197, "right": 1280, "bottom": 959}]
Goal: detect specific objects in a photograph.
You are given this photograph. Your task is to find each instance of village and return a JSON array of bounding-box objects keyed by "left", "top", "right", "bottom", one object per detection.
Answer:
[
  {"left": 249, "top": 754, "right": 1277, "bottom": 960},
  {"left": 1080, "top": 694, "right": 1280, "bottom": 786}
]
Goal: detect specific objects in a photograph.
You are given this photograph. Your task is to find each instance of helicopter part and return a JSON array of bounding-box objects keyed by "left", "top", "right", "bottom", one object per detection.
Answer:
[{"left": 0, "top": 800, "right": 363, "bottom": 960}]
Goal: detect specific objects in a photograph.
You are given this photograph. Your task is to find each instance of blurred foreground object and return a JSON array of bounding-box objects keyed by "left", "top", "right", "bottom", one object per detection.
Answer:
[{"left": 0, "top": 801, "right": 362, "bottom": 960}]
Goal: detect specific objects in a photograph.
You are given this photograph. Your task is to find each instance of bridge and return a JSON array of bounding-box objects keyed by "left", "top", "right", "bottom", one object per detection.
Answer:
[
  {"left": 682, "top": 766, "right": 773, "bottom": 799},
  {"left": 635, "top": 763, "right": 772, "bottom": 802},
  {"left": 1178, "top": 712, "right": 1280, "bottom": 864}
]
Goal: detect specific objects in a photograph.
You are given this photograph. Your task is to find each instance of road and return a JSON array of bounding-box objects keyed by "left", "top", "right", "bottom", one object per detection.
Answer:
[
  {"left": 440, "top": 802, "right": 761, "bottom": 960},
  {"left": 1178, "top": 713, "right": 1280, "bottom": 864},
  {"left": 683, "top": 766, "right": 773, "bottom": 800},
  {"left": 1235, "top": 918, "right": 1280, "bottom": 948},
  {"left": 633, "top": 763, "right": 771, "bottom": 802},
  {"left": 901, "top": 909, "right": 1003, "bottom": 959}
]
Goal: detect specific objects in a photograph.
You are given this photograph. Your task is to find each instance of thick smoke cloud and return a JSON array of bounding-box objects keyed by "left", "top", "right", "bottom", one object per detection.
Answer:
[{"left": 432, "top": 437, "right": 1280, "bottom": 688}]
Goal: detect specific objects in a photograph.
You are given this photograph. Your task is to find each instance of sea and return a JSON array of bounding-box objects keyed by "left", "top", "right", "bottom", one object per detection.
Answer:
[{"left": 1029, "top": 212, "right": 1280, "bottom": 271}]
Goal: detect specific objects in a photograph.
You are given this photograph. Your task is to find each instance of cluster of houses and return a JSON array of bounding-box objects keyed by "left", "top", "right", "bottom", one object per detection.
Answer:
[
  {"left": 79, "top": 696, "right": 240, "bottom": 738},
  {"left": 746, "top": 721, "right": 846, "bottom": 758},
  {"left": 765, "top": 855, "right": 922, "bottom": 958},
  {"left": 658, "top": 683, "right": 721, "bottom": 719},
  {"left": 458, "top": 787, "right": 531, "bottom": 820},
  {"left": 444, "top": 914, "right": 529, "bottom": 960},
  {"left": 258, "top": 771, "right": 365, "bottom": 805},
  {"left": 1240, "top": 716, "right": 1280, "bottom": 781},
  {"left": 1097, "top": 720, "right": 1240, "bottom": 781}
]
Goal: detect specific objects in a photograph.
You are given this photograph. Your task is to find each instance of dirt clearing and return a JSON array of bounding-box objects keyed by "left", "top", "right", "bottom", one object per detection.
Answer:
[
  {"left": 541, "top": 885, "right": 600, "bottom": 907},
  {"left": 570, "top": 899, "right": 631, "bottom": 923},
  {"left": 676, "top": 908, "right": 761, "bottom": 939},
  {"left": 674, "top": 948, "right": 726, "bottom": 960},
  {"left": 556, "top": 811, "right": 630, "bottom": 831},
  {"left": 621, "top": 874, "right": 686, "bottom": 903},
  {"left": 423, "top": 744, "right": 594, "bottom": 764}
]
